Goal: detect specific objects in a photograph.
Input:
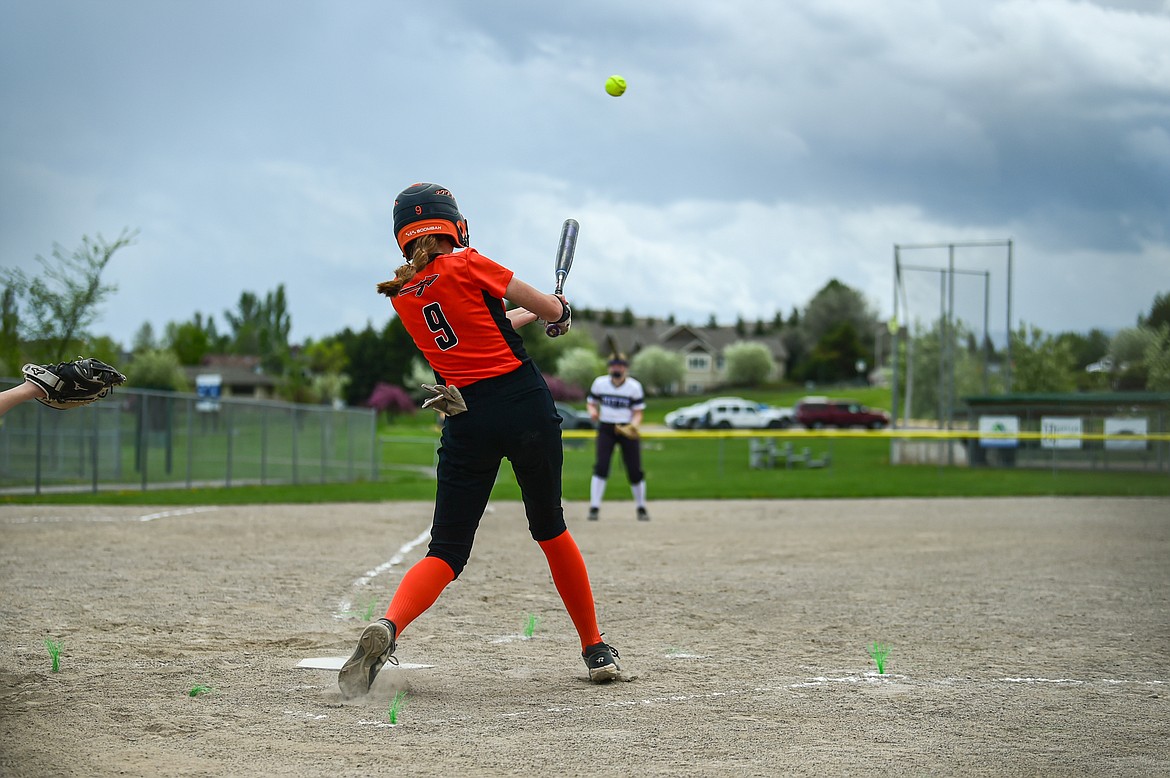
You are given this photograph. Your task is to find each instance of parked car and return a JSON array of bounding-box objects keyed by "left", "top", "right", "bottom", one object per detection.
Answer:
[
  {"left": 555, "top": 402, "right": 596, "bottom": 430},
  {"left": 664, "top": 401, "right": 711, "bottom": 429},
  {"left": 794, "top": 396, "right": 890, "bottom": 429},
  {"left": 665, "top": 396, "right": 795, "bottom": 429}
]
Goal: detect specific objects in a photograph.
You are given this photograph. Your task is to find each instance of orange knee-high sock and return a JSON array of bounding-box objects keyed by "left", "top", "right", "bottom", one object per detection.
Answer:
[
  {"left": 383, "top": 556, "right": 456, "bottom": 636},
  {"left": 537, "top": 530, "right": 603, "bottom": 650}
]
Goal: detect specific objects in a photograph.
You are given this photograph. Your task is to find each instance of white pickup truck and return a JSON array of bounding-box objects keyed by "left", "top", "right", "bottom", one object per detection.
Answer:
[{"left": 665, "top": 396, "right": 795, "bottom": 429}]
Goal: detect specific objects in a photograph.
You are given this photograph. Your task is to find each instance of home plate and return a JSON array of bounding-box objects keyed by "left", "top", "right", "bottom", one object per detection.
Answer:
[{"left": 297, "top": 656, "right": 435, "bottom": 671}]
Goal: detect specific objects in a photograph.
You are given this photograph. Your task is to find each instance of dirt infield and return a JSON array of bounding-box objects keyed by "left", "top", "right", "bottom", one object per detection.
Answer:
[{"left": 1, "top": 497, "right": 1167, "bottom": 777}]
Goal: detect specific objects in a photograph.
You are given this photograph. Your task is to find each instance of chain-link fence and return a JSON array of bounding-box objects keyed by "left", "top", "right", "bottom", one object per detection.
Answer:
[{"left": 0, "top": 382, "right": 379, "bottom": 495}]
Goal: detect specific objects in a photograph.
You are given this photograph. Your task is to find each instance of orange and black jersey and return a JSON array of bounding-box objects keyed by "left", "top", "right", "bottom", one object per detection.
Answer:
[{"left": 391, "top": 247, "right": 529, "bottom": 387}]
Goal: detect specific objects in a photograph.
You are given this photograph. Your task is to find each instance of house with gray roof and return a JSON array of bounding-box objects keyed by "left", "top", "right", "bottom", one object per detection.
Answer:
[{"left": 575, "top": 315, "right": 788, "bottom": 394}]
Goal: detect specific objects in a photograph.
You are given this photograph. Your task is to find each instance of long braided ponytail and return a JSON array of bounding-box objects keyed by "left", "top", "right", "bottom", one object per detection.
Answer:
[{"left": 377, "top": 235, "right": 442, "bottom": 297}]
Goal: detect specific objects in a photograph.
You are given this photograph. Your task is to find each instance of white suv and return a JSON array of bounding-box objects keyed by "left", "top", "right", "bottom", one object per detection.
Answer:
[{"left": 666, "top": 397, "right": 794, "bottom": 429}]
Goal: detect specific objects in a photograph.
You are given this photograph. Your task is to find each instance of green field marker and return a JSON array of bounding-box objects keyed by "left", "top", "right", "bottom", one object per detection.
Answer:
[
  {"left": 867, "top": 642, "right": 891, "bottom": 674},
  {"left": 43, "top": 639, "right": 63, "bottom": 673},
  {"left": 388, "top": 691, "right": 407, "bottom": 725},
  {"left": 524, "top": 613, "right": 540, "bottom": 639},
  {"left": 188, "top": 684, "right": 215, "bottom": 697}
]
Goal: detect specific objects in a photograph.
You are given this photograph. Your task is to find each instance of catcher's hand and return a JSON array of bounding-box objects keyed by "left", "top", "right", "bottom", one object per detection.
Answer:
[
  {"left": 615, "top": 423, "right": 640, "bottom": 440},
  {"left": 22, "top": 357, "right": 127, "bottom": 410},
  {"left": 420, "top": 383, "right": 468, "bottom": 416}
]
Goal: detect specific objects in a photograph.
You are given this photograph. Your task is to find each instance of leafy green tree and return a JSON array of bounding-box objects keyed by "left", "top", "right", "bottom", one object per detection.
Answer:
[
  {"left": 222, "top": 285, "right": 292, "bottom": 373},
  {"left": 1010, "top": 324, "right": 1077, "bottom": 393},
  {"left": 132, "top": 322, "right": 157, "bottom": 353},
  {"left": 1110, "top": 327, "right": 1156, "bottom": 365},
  {"left": 406, "top": 356, "right": 436, "bottom": 397},
  {"left": 1055, "top": 327, "right": 1111, "bottom": 390},
  {"left": 312, "top": 372, "right": 351, "bottom": 406},
  {"left": 780, "top": 326, "right": 808, "bottom": 379},
  {"left": 0, "top": 287, "right": 20, "bottom": 375},
  {"left": 1109, "top": 326, "right": 1158, "bottom": 390},
  {"left": 1144, "top": 324, "right": 1170, "bottom": 391},
  {"left": 514, "top": 321, "right": 596, "bottom": 378},
  {"left": 1140, "top": 291, "right": 1170, "bottom": 329},
  {"left": 802, "top": 279, "right": 877, "bottom": 347},
  {"left": 334, "top": 316, "right": 423, "bottom": 406},
  {"left": 86, "top": 335, "right": 123, "bottom": 370},
  {"left": 630, "top": 345, "right": 685, "bottom": 395},
  {"left": 334, "top": 323, "right": 382, "bottom": 405},
  {"left": 125, "top": 348, "right": 189, "bottom": 392},
  {"left": 0, "top": 229, "right": 135, "bottom": 363},
  {"left": 556, "top": 347, "right": 607, "bottom": 393},
  {"left": 305, "top": 338, "right": 349, "bottom": 374},
  {"left": 165, "top": 318, "right": 213, "bottom": 366},
  {"left": 723, "top": 341, "right": 776, "bottom": 387},
  {"left": 1056, "top": 328, "right": 1111, "bottom": 370},
  {"left": 799, "top": 320, "right": 867, "bottom": 385},
  {"left": 904, "top": 318, "right": 997, "bottom": 419}
]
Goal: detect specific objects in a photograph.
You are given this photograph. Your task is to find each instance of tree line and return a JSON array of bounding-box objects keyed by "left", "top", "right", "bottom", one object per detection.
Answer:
[{"left": 3, "top": 232, "right": 1168, "bottom": 416}]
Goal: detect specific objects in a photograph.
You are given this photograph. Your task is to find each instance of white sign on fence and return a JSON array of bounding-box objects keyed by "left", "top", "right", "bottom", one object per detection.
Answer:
[
  {"left": 1040, "top": 416, "right": 1083, "bottom": 450},
  {"left": 978, "top": 415, "right": 1019, "bottom": 448},
  {"left": 1104, "top": 417, "right": 1148, "bottom": 451}
]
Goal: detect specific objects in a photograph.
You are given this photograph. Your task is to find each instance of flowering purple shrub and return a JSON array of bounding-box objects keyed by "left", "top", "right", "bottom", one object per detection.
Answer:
[
  {"left": 544, "top": 375, "right": 584, "bottom": 402},
  {"left": 365, "top": 382, "right": 416, "bottom": 416}
]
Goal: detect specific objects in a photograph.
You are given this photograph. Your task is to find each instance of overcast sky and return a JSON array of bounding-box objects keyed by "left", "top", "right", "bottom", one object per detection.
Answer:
[{"left": 2, "top": 0, "right": 1168, "bottom": 349}]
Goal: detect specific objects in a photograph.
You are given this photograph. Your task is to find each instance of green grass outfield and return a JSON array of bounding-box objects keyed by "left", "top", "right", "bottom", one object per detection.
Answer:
[{"left": 4, "top": 428, "right": 1167, "bottom": 505}]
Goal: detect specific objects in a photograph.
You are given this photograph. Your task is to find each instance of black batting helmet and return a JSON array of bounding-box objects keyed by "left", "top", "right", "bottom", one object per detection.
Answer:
[{"left": 392, "top": 183, "right": 469, "bottom": 256}]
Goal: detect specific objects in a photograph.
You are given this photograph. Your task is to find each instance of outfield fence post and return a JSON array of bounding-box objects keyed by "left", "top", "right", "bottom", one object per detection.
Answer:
[
  {"left": 225, "top": 402, "right": 234, "bottom": 488},
  {"left": 34, "top": 408, "right": 43, "bottom": 495},
  {"left": 139, "top": 395, "right": 149, "bottom": 491},
  {"left": 292, "top": 406, "right": 300, "bottom": 485},
  {"left": 90, "top": 404, "right": 99, "bottom": 494},
  {"left": 261, "top": 405, "right": 269, "bottom": 485}
]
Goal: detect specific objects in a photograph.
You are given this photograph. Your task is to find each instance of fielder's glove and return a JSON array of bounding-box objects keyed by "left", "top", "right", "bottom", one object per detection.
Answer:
[
  {"left": 22, "top": 357, "right": 127, "bottom": 410},
  {"left": 420, "top": 383, "right": 468, "bottom": 416},
  {"left": 543, "top": 300, "right": 572, "bottom": 338},
  {"left": 615, "top": 423, "right": 640, "bottom": 440}
]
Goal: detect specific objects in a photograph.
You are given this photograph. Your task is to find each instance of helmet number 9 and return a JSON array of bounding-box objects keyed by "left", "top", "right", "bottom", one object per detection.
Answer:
[
  {"left": 422, "top": 302, "right": 458, "bottom": 351},
  {"left": 415, "top": 206, "right": 423, "bottom": 215}
]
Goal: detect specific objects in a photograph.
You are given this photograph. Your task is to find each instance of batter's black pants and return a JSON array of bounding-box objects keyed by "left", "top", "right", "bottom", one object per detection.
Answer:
[{"left": 428, "top": 361, "right": 566, "bottom": 577}]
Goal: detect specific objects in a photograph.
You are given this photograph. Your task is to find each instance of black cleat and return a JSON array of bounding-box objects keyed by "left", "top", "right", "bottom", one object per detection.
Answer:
[
  {"left": 582, "top": 641, "right": 621, "bottom": 683},
  {"left": 338, "top": 618, "right": 398, "bottom": 698},
  {"left": 636, "top": 507, "right": 650, "bottom": 521},
  {"left": 587, "top": 507, "right": 600, "bottom": 521}
]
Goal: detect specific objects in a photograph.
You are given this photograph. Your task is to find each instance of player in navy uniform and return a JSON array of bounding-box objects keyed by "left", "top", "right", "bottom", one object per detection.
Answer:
[
  {"left": 586, "top": 351, "right": 650, "bottom": 522},
  {"left": 338, "top": 183, "right": 619, "bottom": 697}
]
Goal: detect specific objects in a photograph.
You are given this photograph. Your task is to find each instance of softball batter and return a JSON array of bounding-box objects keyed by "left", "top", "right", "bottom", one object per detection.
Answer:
[{"left": 338, "top": 183, "right": 619, "bottom": 697}]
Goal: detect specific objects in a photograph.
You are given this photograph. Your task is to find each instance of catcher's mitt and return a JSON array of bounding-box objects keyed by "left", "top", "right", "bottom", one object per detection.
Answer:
[
  {"left": 615, "top": 423, "right": 640, "bottom": 440},
  {"left": 22, "top": 357, "right": 127, "bottom": 410}
]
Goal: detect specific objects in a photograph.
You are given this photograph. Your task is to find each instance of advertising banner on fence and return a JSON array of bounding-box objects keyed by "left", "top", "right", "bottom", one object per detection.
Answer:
[
  {"left": 979, "top": 415, "right": 1019, "bottom": 448},
  {"left": 1104, "top": 417, "right": 1148, "bottom": 451},
  {"left": 196, "top": 374, "right": 222, "bottom": 412},
  {"left": 1041, "top": 416, "right": 1083, "bottom": 450}
]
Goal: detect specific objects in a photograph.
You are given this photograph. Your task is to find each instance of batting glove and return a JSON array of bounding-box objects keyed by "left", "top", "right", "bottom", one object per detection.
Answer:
[
  {"left": 544, "top": 300, "right": 572, "bottom": 338},
  {"left": 420, "top": 384, "right": 468, "bottom": 416}
]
